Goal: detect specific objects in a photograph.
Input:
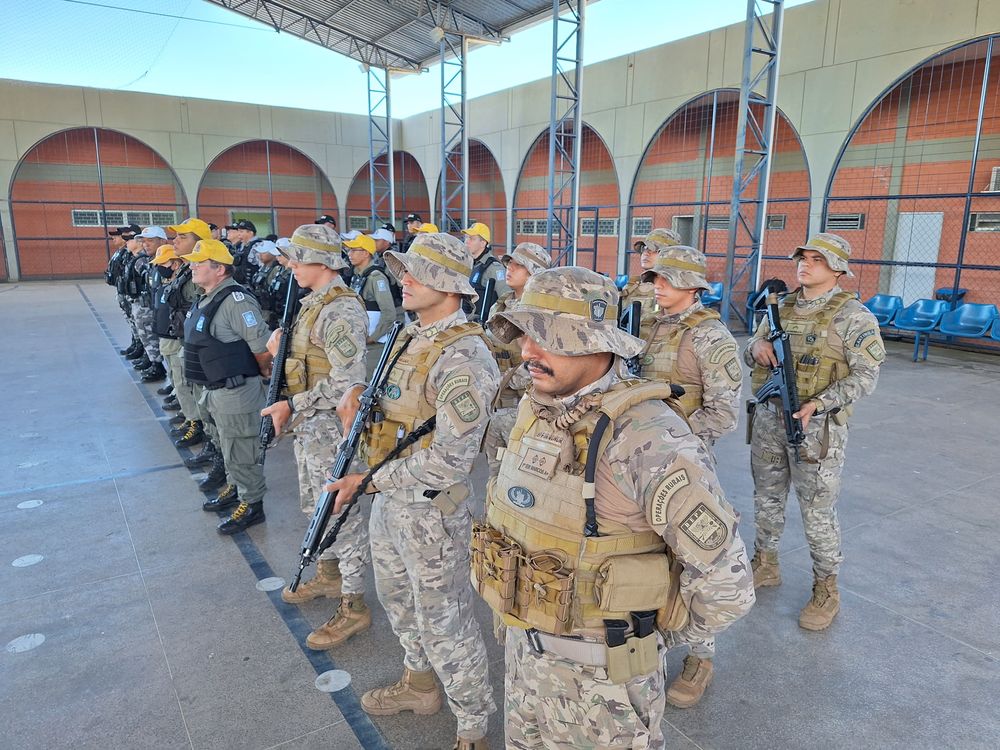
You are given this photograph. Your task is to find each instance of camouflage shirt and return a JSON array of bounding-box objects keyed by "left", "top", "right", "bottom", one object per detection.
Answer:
[
  {"left": 373, "top": 308, "right": 501, "bottom": 492},
  {"left": 620, "top": 278, "right": 659, "bottom": 338},
  {"left": 289, "top": 276, "right": 369, "bottom": 416},
  {"left": 646, "top": 300, "right": 742, "bottom": 444},
  {"left": 743, "top": 285, "right": 884, "bottom": 412},
  {"left": 529, "top": 366, "right": 755, "bottom": 643}
]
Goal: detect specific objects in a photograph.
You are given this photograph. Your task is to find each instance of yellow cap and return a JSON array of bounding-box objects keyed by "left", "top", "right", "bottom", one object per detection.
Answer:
[
  {"left": 167, "top": 218, "right": 212, "bottom": 241},
  {"left": 416, "top": 222, "right": 439, "bottom": 234},
  {"left": 344, "top": 234, "right": 377, "bottom": 255},
  {"left": 152, "top": 244, "right": 180, "bottom": 266},
  {"left": 461, "top": 222, "right": 491, "bottom": 243},
  {"left": 182, "top": 239, "right": 234, "bottom": 264}
]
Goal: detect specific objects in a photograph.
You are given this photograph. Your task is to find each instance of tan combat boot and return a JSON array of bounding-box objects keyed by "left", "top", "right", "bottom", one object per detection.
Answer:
[
  {"left": 750, "top": 549, "right": 781, "bottom": 588},
  {"left": 666, "top": 655, "right": 714, "bottom": 708},
  {"left": 281, "top": 559, "right": 343, "bottom": 604},
  {"left": 361, "top": 668, "right": 443, "bottom": 716},
  {"left": 305, "top": 594, "right": 371, "bottom": 649},
  {"left": 799, "top": 575, "right": 840, "bottom": 631},
  {"left": 453, "top": 738, "right": 489, "bottom": 750}
]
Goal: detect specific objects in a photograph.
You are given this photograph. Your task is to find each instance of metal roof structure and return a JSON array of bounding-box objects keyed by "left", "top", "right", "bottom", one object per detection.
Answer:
[{"left": 205, "top": 0, "right": 585, "bottom": 72}]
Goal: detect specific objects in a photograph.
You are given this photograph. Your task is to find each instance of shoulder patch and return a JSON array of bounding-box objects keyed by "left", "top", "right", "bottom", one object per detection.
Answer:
[
  {"left": 649, "top": 469, "right": 691, "bottom": 527},
  {"left": 242, "top": 310, "right": 258, "bottom": 327},
  {"left": 679, "top": 502, "right": 728, "bottom": 550},
  {"left": 450, "top": 391, "right": 481, "bottom": 423},
  {"left": 232, "top": 291, "right": 246, "bottom": 302},
  {"left": 854, "top": 329, "right": 877, "bottom": 348},
  {"left": 724, "top": 357, "right": 742, "bottom": 383},
  {"left": 437, "top": 374, "right": 472, "bottom": 404},
  {"left": 708, "top": 341, "right": 737, "bottom": 364},
  {"left": 496, "top": 269, "right": 506, "bottom": 281},
  {"left": 376, "top": 279, "right": 388, "bottom": 292},
  {"left": 865, "top": 340, "right": 886, "bottom": 362}
]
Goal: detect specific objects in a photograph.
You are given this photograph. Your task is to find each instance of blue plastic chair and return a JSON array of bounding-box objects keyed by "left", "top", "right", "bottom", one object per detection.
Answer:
[
  {"left": 935, "top": 287, "right": 968, "bottom": 306},
  {"left": 991, "top": 320, "right": 1000, "bottom": 342},
  {"left": 863, "top": 294, "right": 903, "bottom": 326},
  {"left": 614, "top": 273, "right": 629, "bottom": 291},
  {"left": 938, "top": 303, "right": 998, "bottom": 339},
  {"left": 894, "top": 299, "right": 949, "bottom": 361},
  {"left": 702, "top": 281, "right": 724, "bottom": 307}
]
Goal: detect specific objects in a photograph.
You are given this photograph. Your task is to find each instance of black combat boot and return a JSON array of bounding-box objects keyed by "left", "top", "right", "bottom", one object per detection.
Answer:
[
  {"left": 217, "top": 501, "right": 264, "bottom": 535},
  {"left": 163, "top": 397, "right": 182, "bottom": 412},
  {"left": 203, "top": 483, "right": 239, "bottom": 512},
  {"left": 174, "top": 420, "right": 205, "bottom": 447},
  {"left": 119, "top": 336, "right": 140, "bottom": 356},
  {"left": 168, "top": 414, "right": 186, "bottom": 426},
  {"left": 185, "top": 441, "right": 217, "bottom": 468},
  {"left": 140, "top": 362, "right": 167, "bottom": 382},
  {"left": 156, "top": 384, "right": 174, "bottom": 396},
  {"left": 132, "top": 355, "right": 151, "bottom": 370},
  {"left": 170, "top": 419, "right": 194, "bottom": 438},
  {"left": 198, "top": 452, "right": 227, "bottom": 492}
]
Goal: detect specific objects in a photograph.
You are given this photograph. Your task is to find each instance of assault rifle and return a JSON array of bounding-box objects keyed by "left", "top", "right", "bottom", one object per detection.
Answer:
[
  {"left": 619, "top": 300, "right": 643, "bottom": 376},
  {"left": 474, "top": 277, "right": 497, "bottom": 324},
  {"left": 747, "top": 279, "right": 805, "bottom": 462},
  {"left": 257, "top": 276, "right": 300, "bottom": 465},
  {"left": 288, "top": 321, "right": 404, "bottom": 592}
]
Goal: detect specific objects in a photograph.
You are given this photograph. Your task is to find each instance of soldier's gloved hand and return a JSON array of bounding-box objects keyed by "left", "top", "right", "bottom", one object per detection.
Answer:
[
  {"left": 337, "top": 384, "right": 365, "bottom": 431},
  {"left": 751, "top": 339, "right": 778, "bottom": 368}
]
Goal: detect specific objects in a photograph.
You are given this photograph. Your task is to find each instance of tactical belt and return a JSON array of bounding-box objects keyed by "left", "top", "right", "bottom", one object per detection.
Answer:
[{"left": 523, "top": 628, "right": 609, "bottom": 666}]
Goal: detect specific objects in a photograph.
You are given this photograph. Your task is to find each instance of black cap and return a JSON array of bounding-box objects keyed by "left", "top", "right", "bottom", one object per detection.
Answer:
[
  {"left": 225, "top": 219, "right": 256, "bottom": 233},
  {"left": 316, "top": 214, "right": 337, "bottom": 226},
  {"left": 381, "top": 222, "right": 396, "bottom": 233},
  {"left": 208, "top": 223, "right": 218, "bottom": 231},
  {"left": 109, "top": 223, "right": 141, "bottom": 237},
  {"left": 405, "top": 213, "right": 422, "bottom": 223},
  {"left": 265, "top": 234, "right": 278, "bottom": 242}
]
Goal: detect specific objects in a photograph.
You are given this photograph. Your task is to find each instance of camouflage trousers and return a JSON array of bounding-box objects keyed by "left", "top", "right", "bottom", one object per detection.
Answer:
[
  {"left": 751, "top": 403, "right": 847, "bottom": 577},
  {"left": 292, "top": 413, "right": 368, "bottom": 590},
  {"left": 130, "top": 300, "right": 162, "bottom": 363},
  {"left": 504, "top": 627, "right": 666, "bottom": 749},
  {"left": 369, "top": 491, "right": 496, "bottom": 737},
  {"left": 208, "top": 406, "right": 266, "bottom": 504},
  {"left": 483, "top": 405, "right": 518, "bottom": 478}
]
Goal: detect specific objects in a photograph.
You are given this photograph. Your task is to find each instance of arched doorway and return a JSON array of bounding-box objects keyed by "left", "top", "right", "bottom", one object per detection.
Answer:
[
  {"left": 197, "top": 140, "right": 337, "bottom": 238},
  {"left": 9, "top": 128, "right": 187, "bottom": 279},
  {"left": 434, "top": 140, "right": 507, "bottom": 250},
  {"left": 345, "top": 151, "right": 430, "bottom": 234}
]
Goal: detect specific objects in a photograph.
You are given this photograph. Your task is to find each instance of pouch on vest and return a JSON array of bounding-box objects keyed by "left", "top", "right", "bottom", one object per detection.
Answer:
[
  {"left": 606, "top": 632, "right": 659, "bottom": 684},
  {"left": 594, "top": 553, "right": 674, "bottom": 613},
  {"left": 515, "top": 551, "right": 574, "bottom": 636},
  {"left": 471, "top": 521, "right": 521, "bottom": 614},
  {"left": 284, "top": 357, "right": 307, "bottom": 394},
  {"left": 429, "top": 482, "right": 468, "bottom": 515}
]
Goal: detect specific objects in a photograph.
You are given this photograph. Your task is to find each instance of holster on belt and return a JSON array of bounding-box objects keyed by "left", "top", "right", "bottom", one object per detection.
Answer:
[
  {"left": 745, "top": 400, "right": 757, "bottom": 444},
  {"left": 605, "top": 612, "right": 660, "bottom": 684}
]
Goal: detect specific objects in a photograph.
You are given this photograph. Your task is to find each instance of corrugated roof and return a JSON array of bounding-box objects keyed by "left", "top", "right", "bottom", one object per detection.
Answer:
[{"left": 205, "top": 0, "right": 596, "bottom": 72}]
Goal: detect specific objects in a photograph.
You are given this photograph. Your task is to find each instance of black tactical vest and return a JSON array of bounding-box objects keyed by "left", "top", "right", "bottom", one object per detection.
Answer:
[
  {"left": 183, "top": 285, "right": 260, "bottom": 386},
  {"left": 465, "top": 253, "right": 500, "bottom": 314},
  {"left": 231, "top": 238, "right": 262, "bottom": 285},
  {"left": 153, "top": 267, "right": 192, "bottom": 339},
  {"left": 350, "top": 264, "right": 382, "bottom": 311}
]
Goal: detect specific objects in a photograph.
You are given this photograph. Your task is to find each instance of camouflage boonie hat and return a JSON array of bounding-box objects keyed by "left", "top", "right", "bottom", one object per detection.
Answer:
[
  {"left": 792, "top": 232, "right": 854, "bottom": 277},
  {"left": 501, "top": 242, "right": 552, "bottom": 276},
  {"left": 384, "top": 232, "right": 478, "bottom": 302},
  {"left": 282, "top": 224, "right": 348, "bottom": 270},
  {"left": 641, "top": 245, "right": 711, "bottom": 291},
  {"left": 638, "top": 227, "right": 682, "bottom": 252},
  {"left": 489, "top": 267, "right": 644, "bottom": 359}
]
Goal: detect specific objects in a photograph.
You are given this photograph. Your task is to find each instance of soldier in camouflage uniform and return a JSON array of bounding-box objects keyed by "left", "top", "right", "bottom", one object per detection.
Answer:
[
  {"left": 620, "top": 228, "right": 681, "bottom": 339},
  {"left": 130, "top": 227, "right": 168, "bottom": 380},
  {"left": 325, "top": 232, "right": 499, "bottom": 750},
  {"left": 482, "top": 241, "right": 552, "bottom": 478},
  {"left": 745, "top": 233, "right": 884, "bottom": 631},
  {"left": 638, "top": 243, "right": 742, "bottom": 707},
  {"left": 478, "top": 266, "right": 754, "bottom": 749},
  {"left": 344, "top": 232, "right": 398, "bottom": 377},
  {"left": 258, "top": 225, "right": 371, "bottom": 648}
]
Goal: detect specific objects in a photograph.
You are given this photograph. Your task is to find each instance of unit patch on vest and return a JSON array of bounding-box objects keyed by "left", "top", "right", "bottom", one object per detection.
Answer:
[
  {"left": 232, "top": 291, "right": 246, "bottom": 302},
  {"left": 242, "top": 310, "right": 258, "bottom": 327},
  {"left": 649, "top": 468, "right": 691, "bottom": 527},
  {"left": 384, "top": 384, "right": 402, "bottom": 400},
  {"left": 507, "top": 486, "right": 535, "bottom": 509},
  {"left": 784, "top": 320, "right": 810, "bottom": 335},
  {"left": 196, "top": 315, "right": 206, "bottom": 332},
  {"left": 680, "top": 502, "right": 728, "bottom": 550}
]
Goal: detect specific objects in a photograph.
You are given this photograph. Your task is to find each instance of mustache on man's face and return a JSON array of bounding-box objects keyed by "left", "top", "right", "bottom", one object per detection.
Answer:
[{"left": 525, "top": 359, "right": 554, "bottom": 376}]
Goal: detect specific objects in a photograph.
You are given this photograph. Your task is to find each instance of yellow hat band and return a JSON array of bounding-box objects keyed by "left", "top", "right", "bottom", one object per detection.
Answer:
[
  {"left": 653, "top": 258, "right": 706, "bottom": 274},
  {"left": 807, "top": 237, "right": 849, "bottom": 261},
  {"left": 290, "top": 233, "right": 339, "bottom": 254},
  {"left": 410, "top": 244, "right": 470, "bottom": 276},
  {"left": 521, "top": 291, "right": 593, "bottom": 318}
]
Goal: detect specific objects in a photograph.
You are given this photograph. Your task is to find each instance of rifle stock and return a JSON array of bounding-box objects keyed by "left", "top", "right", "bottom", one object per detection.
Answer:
[
  {"left": 257, "top": 276, "right": 300, "bottom": 465},
  {"left": 288, "top": 321, "right": 404, "bottom": 592},
  {"left": 748, "top": 282, "right": 805, "bottom": 462}
]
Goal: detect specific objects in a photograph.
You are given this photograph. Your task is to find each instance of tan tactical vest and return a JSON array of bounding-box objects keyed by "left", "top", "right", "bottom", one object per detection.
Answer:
[
  {"left": 363, "top": 321, "right": 487, "bottom": 467},
  {"left": 284, "top": 285, "right": 361, "bottom": 395},
  {"left": 750, "top": 291, "right": 853, "bottom": 401},
  {"left": 641, "top": 308, "right": 720, "bottom": 417},
  {"left": 486, "top": 293, "right": 524, "bottom": 409},
  {"left": 473, "top": 380, "right": 689, "bottom": 641}
]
